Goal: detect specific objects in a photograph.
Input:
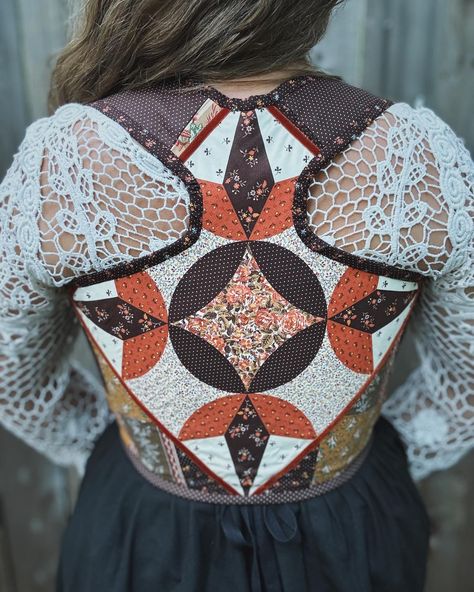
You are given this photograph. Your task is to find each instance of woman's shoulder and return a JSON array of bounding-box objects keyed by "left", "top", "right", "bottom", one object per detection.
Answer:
[
  {"left": 385, "top": 100, "right": 471, "bottom": 150},
  {"left": 11, "top": 103, "right": 116, "bottom": 171},
  {"left": 23, "top": 102, "right": 95, "bottom": 135},
  {"left": 331, "top": 75, "right": 471, "bottom": 154},
  {"left": 310, "top": 84, "right": 473, "bottom": 281},
  {"left": 382, "top": 100, "right": 473, "bottom": 205},
  {"left": 21, "top": 101, "right": 170, "bottom": 179}
]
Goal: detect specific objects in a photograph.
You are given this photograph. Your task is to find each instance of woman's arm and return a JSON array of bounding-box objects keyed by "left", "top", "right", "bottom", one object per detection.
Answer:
[
  {"left": 0, "top": 103, "right": 191, "bottom": 472},
  {"left": 0, "top": 112, "right": 113, "bottom": 473},
  {"left": 382, "top": 241, "right": 473, "bottom": 482},
  {"left": 377, "top": 105, "right": 474, "bottom": 481}
]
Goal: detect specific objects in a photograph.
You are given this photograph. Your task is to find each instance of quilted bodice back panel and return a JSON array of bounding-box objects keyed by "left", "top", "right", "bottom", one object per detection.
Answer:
[{"left": 68, "top": 75, "right": 424, "bottom": 499}]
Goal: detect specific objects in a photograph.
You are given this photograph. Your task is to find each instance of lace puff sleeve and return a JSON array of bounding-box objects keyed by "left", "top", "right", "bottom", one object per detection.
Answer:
[
  {"left": 0, "top": 108, "right": 114, "bottom": 472},
  {"left": 0, "top": 103, "right": 192, "bottom": 472},
  {"left": 378, "top": 104, "right": 474, "bottom": 481}
]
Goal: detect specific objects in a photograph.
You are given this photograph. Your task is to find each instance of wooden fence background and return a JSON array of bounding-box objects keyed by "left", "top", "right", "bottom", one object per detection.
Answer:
[{"left": 0, "top": 0, "right": 473, "bottom": 590}]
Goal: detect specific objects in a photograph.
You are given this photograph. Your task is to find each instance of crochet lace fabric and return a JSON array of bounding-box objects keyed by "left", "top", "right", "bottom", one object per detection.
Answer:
[{"left": 0, "top": 90, "right": 472, "bottom": 480}]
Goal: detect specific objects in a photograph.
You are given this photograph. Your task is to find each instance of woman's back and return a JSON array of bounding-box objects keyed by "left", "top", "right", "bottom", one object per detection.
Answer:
[
  {"left": 0, "top": 31, "right": 472, "bottom": 592},
  {"left": 1, "top": 73, "right": 471, "bottom": 483}
]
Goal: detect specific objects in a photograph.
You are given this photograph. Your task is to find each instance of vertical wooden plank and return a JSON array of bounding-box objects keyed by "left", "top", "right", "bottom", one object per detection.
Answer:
[
  {"left": 15, "top": 0, "right": 69, "bottom": 121},
  {"left": 428, "top": 0, "right": 474, "bottom": 148},
  {"left": 363, "top": 0, "right": 473, "bottom": 151},
  {"left": 0, "top": 0, "right": 28, "bottom": 177},
  {"left": 384, "top": 0, "right": 437, "bottom": 103},
  {"left": 363, "top": 0, "right": 429, "bottom": 99},
  {"left": 0, "top": 429, "right": 72, "bottom": 592},
  {"left": 0, "top": 499, "right": 17, "bottom": 592},
  {"left": 1, "top": 2, "right": 75, "bottom": 589},
  {"left": 358, "top": 0, "right": 391, "bottom": 95},
  {"left": 0, "top": 2, "right": 83, "bottom": 591},
  {"left": 310, "top": 0, "right": 368, "bottom": 86},
  {"left": 420, "top": 454, "right": 474, "bottom": 592}
]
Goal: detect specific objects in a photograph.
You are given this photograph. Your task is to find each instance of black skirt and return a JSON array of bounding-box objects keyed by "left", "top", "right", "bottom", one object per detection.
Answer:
[{"left": 56, "top": 415, "right": 431, "bottom": 592}]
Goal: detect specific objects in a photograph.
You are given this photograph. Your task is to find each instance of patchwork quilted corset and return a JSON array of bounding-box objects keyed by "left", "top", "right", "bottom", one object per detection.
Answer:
[{"left": 68, "top": 75, "right": 424, "bottom": 503}]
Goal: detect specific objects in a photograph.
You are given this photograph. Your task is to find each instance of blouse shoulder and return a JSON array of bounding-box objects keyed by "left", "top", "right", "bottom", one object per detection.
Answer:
[
  {"left": 384, "top": 101, "right": 473, "bottom": 181},
  {"left": 7, "top": 101, "right": 190, "bottom": 289},
  {"left": 375, "top": 101, "right": 473, "bottom": 280}
]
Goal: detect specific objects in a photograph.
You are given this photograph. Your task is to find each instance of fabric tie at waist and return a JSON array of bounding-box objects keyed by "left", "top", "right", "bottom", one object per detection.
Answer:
[{"left": 219, "top": 504, "right": 300, "bottom": 592}]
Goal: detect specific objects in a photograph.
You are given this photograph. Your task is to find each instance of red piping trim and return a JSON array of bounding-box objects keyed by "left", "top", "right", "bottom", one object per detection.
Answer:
[
  {"left": 267, "top": 105, "right": 321, "bottom": 156},
  {"left": 178, "top": 106, "right": 230, "bottom": 162}
]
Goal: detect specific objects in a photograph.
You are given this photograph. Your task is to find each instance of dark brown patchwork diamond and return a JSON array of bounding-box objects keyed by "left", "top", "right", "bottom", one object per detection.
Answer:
[
  {"left": 76, "top": 297, "right": 165, "bottom": 340},
  {"left": 223, "top": 110, "right": 275, "bottom": 237},
  {"left": 330, "top": 289, "right": 417, "bottom": 334},
  {"left": 224, "top": 395, "right": 270, "bottom": 495}
]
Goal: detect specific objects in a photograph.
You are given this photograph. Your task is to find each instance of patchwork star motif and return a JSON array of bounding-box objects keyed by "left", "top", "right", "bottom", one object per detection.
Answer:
[{"left": 171, "top": 247, "right": 324, "bottom": 389}]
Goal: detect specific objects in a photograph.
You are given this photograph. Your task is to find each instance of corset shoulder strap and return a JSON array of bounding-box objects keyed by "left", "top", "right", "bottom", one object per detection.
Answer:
[
  {"left": 279, "top": 76, "right": 394, "bottom": 163},
  {"left": 89, "top": 78, "right": 209, "bottom": 152}
]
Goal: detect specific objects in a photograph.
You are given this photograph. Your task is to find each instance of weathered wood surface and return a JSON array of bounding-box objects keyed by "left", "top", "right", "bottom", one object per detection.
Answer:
[
  {"left": 0, "top": 1, "right": 74, "bottom": 590},
  {"left": 0, "top": 429, "right": 73, "bottom": 592},
  {"left": 0, "top": 0, "right": 69, "bottom": 177},
  {"left": 0, "top": 0, "right": 28, "bottom": 179},
  {"left": 0, "top": 0, "right": 473, "bottom": 590},
  {"left": 316, "top": 0, "right": 474, "bottom": 152}
]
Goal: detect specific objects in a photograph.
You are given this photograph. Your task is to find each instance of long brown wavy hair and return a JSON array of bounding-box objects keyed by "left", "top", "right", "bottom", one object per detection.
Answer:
[{"left": 48, "top": 0, "right": 345, "bottom": 112}]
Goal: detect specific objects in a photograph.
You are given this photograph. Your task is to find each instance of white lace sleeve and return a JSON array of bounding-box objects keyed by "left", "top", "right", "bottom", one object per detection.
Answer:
[
  {"left": 0, "top": 113, "right": 110, "bottom": 471},
  {"left": 378, "top": 106, "right": 474, "bottom": 481},
  {"left": 0, "top": 103, "right": 191, "bottom": 471},
  {"left": 307, "top": 102, "right": 474, "bottom": 482}
]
